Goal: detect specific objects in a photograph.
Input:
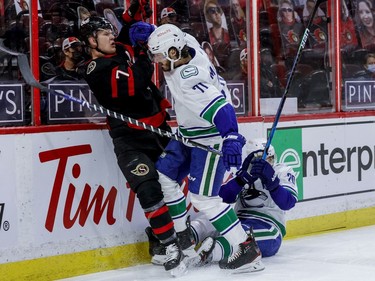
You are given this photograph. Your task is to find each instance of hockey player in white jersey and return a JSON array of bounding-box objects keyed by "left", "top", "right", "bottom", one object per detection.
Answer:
[
  {"left": 193, "top": 138, "right": 298, "bottom": 270},
  {"left": 147, "top": 24, "right": 256, "bottom": 273}
]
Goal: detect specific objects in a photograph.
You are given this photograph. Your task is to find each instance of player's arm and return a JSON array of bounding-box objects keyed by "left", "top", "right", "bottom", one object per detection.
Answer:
[
  {"left": 213, "top": 102, "right": 245, "bottom": 171},
  {"left": 183, "top": 73, "right": 245, "bottom": 171}
]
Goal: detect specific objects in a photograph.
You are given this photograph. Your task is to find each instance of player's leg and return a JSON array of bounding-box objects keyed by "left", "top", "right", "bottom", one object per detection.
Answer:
[
  {"left": 241, "top": 219, "right": 282, "bottom": 257},
  {"left": 155, "top": 139, "right": 197, "bottom": 265},
  {"left": 189, "top": 146, "right": 263, "bottom": 272},
  {"left": 113, "top": 139, "right": 185, "bottom": 274}
]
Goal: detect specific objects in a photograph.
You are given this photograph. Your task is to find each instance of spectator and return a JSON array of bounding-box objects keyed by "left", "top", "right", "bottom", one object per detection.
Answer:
[
  {"left": 302, "top": 0, "right": 326, "bottom": 22},
  {"left": 277, "top": 0, "right": 304, "bottom": 67},
  {"left": 201, "top": 41, "right": 225, "bottom": 74},
  {"left": 54, "top": 36, "right": 84, "bottom": 80},
  {"left": 204, "top": 0, "right": 230, "bottom": 46},
  {"left": 354, "top": 0, "right": 375, "bottom": 51},
  {"left": 204, "top": 0, "right": 231, "bottom": 66},
  {"left": 354, "top": 52, "right": 375, "bottom": 79},
  {"left": 229, "top": 0, "right": 246, "bottom": 47},
  {"left": 159, "top": 7, "right": 179, "bottom": 26},
  {"left": 260, "top": 48, "right": 283, "bottom": 98},
  {"left": 231, "top": 47, "right": 247, "bottom": 81},
  {"left": 17, "top": 0, "right": 29, "bottom": 12},
  {"left": 303, "top": 0, "right": 328, "bottom": 50},
  {"left": 341, "top": 0, "right": 359, "bottom": 55},
  {"left": 364, "top": 52, "right": 375, "bottom": 73}
]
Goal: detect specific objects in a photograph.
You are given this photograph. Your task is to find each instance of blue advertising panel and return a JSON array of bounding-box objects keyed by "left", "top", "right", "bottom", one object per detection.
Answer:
[
  {"left": 0, "top": 84, "right": 25, "bottom": 126},
  {"left": 344, "top": 80, "right": 375, "bottom": 110},
  {"left": 47, "top": 83, "right": 106, "bottom": 124}
]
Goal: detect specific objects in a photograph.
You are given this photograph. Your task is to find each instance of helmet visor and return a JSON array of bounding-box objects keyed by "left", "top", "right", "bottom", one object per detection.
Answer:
[{"left": 148, "top": 51, "right": 167, "bottom": 63}]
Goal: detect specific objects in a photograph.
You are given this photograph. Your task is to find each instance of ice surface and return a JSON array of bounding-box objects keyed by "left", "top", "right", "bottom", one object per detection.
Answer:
[{"left": 59, "top": 225, "right": 375, "bottom": 281}]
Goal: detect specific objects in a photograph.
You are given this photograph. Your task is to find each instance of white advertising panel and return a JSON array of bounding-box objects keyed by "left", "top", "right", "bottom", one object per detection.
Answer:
[
  {"left": 302, "top": 122, "right": 375, "bottom": 198},
  {"left": 0, "top": 135, "right": 18, "bottom": 248},
  {"left": 31, "top": 130, "right": 148, "bottom": 245}
]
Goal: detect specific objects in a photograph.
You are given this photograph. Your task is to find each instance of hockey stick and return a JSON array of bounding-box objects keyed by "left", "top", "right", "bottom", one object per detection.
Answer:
[
  {"left": 0, "top": 40, "right": 222, "bottom": 156},
  {"left": 262, "top": 0, "right": 327, "bottom": 160}
]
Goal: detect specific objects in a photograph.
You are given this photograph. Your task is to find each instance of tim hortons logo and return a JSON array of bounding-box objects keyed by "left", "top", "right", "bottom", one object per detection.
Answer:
[
  {"left": 39, "top": 144, "right": 192, "bottom": 232},
  {"left": 39, "top": 144, "right": 129, "bottom": 232}
]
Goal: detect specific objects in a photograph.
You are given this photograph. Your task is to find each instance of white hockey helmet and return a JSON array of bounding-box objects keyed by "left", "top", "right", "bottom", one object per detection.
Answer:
[
  {"left": 147, "top": 24, "right": 187, "bottom": 67},
  {"left": 246, "top": 138, "right": 276, "bottom": 165}
]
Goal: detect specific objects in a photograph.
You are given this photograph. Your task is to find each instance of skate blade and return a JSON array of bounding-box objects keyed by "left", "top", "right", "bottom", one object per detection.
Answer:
[
  {"left": 230, "top": 260, "right": 265, "bottom": 274},
  {"left": 151, "top": 255, "right": 167, "bottom": 266},
  {"left": 170, "top": 260, "right": 188, "bottom": 277},
  {"left": 183, "top": 248, "right": 200, "bottom": 267}
]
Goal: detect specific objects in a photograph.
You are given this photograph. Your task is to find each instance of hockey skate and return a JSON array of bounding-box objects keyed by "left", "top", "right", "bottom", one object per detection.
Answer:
[
  {"left": 196, "top": 236, "right": 216, "bottom": 266},
  {"left": 145, "top": 227, "right": 166, "bottom": 266},
  {"left": 176, "top": 216, "right": 199, "bottom": 267},
  {"left": 218, "top": 228, "right": 265, "bottom": 273},
  {"left": 164, "top": 240, "right": 187, "bottom": 277},
  {"left": 145, "top": 217, "right": 199, "bottom": 267}
]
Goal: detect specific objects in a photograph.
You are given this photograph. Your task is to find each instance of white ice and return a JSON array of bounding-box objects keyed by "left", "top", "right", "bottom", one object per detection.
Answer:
[{"left": 59, "top": 225, "right": 375, "bottom": 281}]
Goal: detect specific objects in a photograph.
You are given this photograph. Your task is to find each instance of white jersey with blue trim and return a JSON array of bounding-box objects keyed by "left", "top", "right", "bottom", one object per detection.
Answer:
[
  {"left": 234, "top": 163, "right": 298, "bottom": 237},
  {"left": 163, "top": 35, "right": 232, "bottom": 146}
]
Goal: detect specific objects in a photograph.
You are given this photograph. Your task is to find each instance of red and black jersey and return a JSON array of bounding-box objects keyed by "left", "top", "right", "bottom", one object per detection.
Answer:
[{"left": 81, "top": 43, "right": 167, "bottom": 131}]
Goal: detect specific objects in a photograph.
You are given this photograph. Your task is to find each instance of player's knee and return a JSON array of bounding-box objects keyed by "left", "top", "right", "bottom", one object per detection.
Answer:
[
  {"left": 158, "top": 172, "right": 184, "bottom": 202},
  {"left": 190, "top": 193, "right": 222, "bottom": 212},
  {"left": 137, "top": 180, "right": 164, "bottom": 209},
  {"left": 257, "top": 235, "right": 282, "bottom": 257},
  {"left": 121, "top": 154, "right": 159, "bottom": 191}
]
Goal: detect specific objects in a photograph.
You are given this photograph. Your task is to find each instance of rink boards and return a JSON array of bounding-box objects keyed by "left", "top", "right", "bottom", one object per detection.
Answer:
[{"left": 1, "top": 115, "right": 375, "bottom": 280}]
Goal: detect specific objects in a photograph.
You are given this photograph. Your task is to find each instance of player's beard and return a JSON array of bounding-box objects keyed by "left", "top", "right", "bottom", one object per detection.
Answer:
[{"left": 161, "top": 60, "right": 172, "bottom": 71}]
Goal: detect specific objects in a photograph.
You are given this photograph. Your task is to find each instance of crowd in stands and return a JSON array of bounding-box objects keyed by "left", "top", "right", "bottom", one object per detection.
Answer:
[{"left": 1, "top": 0, "right": 375, "bottom": 119}]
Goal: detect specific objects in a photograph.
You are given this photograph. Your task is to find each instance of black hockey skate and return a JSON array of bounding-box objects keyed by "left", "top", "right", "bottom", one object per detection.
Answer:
[
  {"left": 218, "top": 228, "right": 265, "bottom": 273},
  {"left": 176, "top": 216, "right": 199, "bottom": 267},
  {"left": 196, "top": 236, "right": 216, "bottom": 266},
  {"left": 145, "top": 216, "right": 198, "bottom": 267},
  {"left": 164, "top": 240, "right": 187, "bottom": 277},
  {"left": 145, "top": 227, "right": 166, "bottom": 266}
]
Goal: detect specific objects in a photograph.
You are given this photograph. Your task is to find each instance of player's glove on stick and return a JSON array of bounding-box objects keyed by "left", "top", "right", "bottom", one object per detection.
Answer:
[
  {"left": 250, "top": 158, "right": 280, "bottom": 191},
  {"left": 222, "top": 132, "right": 246, "bottom": 171},
  {"left": 235, "top": 149, "right": 262, "bottom": 186},
  {"left": 123, "top": 0, "right": 140, "bottom": 23},
  {"left": 141, "top": 0, "right": 153, "bottom": 19},
  {"left": 123, "top": 0, "right": 152, "bottom": 23}
]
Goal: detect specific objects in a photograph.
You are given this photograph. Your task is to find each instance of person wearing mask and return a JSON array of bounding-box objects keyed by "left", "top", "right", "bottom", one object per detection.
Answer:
[
  {"left": 55, "top": 37, "right": 85, "bottom": 80},
  {"left": 354, "top": 52, "right": 375, "bottom": 79},
  {"left": 160, "top": 7, "right": 179, "bottom": 26}
]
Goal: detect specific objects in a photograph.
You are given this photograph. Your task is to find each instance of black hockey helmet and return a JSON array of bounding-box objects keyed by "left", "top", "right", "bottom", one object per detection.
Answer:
[{"left": 79, "top": 16, "right": 114, "bottom": 44}]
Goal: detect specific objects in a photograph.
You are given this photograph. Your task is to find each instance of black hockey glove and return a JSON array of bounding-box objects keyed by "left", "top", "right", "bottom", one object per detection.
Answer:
[{"left": 235, "top": 149, "right": 262, "bottom": 186}]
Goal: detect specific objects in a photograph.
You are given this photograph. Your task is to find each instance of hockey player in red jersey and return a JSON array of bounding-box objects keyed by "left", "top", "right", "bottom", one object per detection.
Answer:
[{"left": 79, "top": 1, "right": 188, "bottom": 276}]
